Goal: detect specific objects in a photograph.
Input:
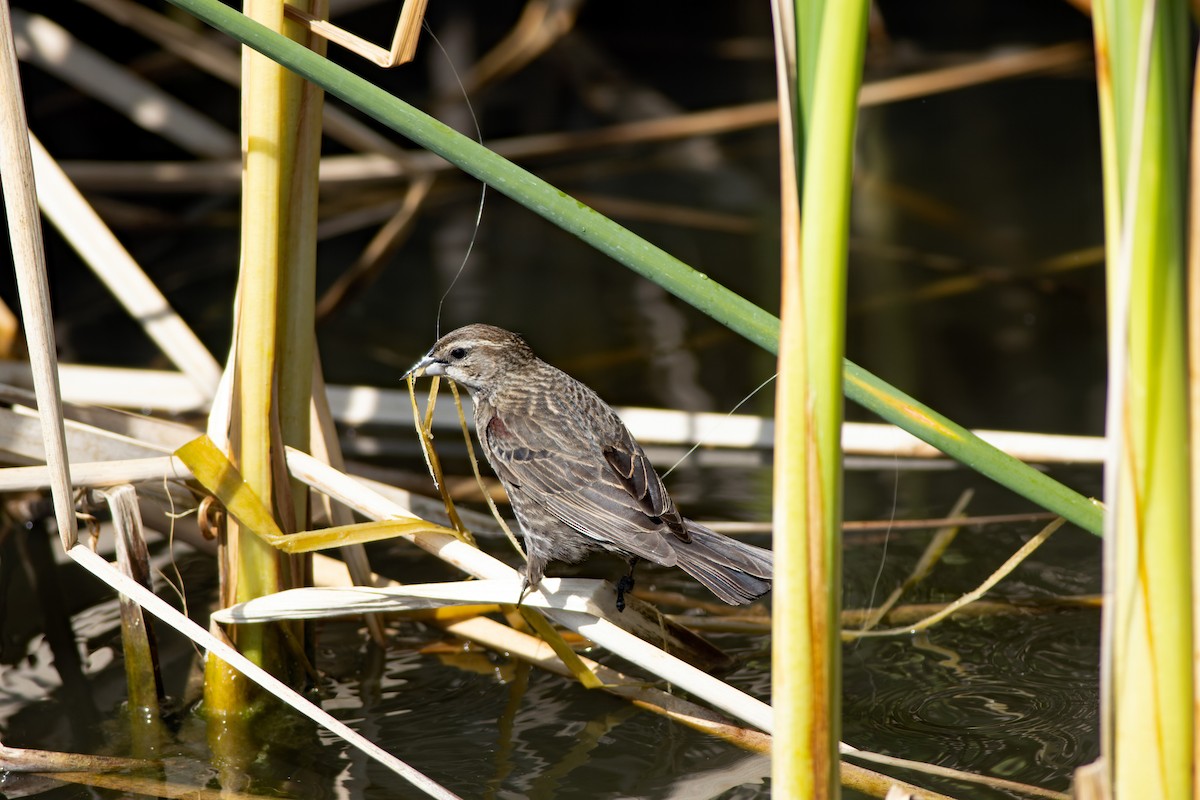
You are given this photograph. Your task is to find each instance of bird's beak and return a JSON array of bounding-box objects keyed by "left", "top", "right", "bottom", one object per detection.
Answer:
[{"left": 402, "top": 354, "right": 446, "bottom": 380}]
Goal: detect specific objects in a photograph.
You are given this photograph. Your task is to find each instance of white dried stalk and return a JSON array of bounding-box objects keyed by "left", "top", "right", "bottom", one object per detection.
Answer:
[
  {"left": 0, "top": 357, "right": 1107, "bottom": 463},
  {"left": 0, "top": 405, "right": 167, "bottom": 463},
  {"left": 325, "top": 386, "right": 1104, "bottom": 463},
  {"left": 0, "top": 382, "right": 198, "bottom": 450},
  {"left": 0, "top": 457, "right": 187, "bottom": 492},
  {"left": 0, "top": 0, "right": 75, "bottom": 549},
  {"left": 0, "top": 362, "right": 210, "bottom": 411},
  {"left": 213, "top": 577, "right": 628, "bottom": 622}
]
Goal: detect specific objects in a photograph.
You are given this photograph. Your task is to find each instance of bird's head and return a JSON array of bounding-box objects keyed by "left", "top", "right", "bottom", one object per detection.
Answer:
[{"left": 407, "top": 324, "right": 536, "bottom": 395}]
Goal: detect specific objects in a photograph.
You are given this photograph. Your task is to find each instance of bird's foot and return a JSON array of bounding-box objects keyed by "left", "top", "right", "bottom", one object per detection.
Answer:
[{"left": 615, "top": 573, "right": 636, "bottom": 613}]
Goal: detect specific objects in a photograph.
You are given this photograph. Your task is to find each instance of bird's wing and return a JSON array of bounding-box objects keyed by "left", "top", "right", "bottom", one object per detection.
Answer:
[
  {"left": 601, "top": 442, "right": 689, "bottom": 541},
  {"left": 482, "top": 408, "right": 681, "bottom": 564}
]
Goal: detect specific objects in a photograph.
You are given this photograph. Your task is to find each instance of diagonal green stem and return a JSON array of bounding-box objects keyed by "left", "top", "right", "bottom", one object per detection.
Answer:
[{"left": 160, "top": 0, "right": 1103, "bottom": 536}]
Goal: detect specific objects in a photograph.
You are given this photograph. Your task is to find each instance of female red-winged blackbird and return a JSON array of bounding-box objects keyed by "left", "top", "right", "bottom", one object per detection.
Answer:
[{"left": 411, "top": 324, "right": 773, "bottom": 610}]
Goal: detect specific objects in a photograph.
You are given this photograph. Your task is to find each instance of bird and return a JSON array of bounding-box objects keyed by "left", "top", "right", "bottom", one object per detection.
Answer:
[{"left": 408, "top": 323, "right": 773, "bottom": 610}]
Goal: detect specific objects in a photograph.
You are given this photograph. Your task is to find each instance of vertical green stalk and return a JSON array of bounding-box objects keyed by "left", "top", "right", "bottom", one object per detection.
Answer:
[
  {"left": 1092, "top": 1, "right": 1193, "bottom": 797},
  {"left": 205, "top": 0, "right": 324, "bottom": 719},
  {"left": 232, "top": 0, "right": 283, "bottom": 659},
  {"left": 1188, "top": 45, "right": 1200, "bottom": 797},
  {"left": 769, "top": 3, "right": 807, "bottom": 788},
  {"left": 772, "top": 2, "right": 867, "bottom": 797},
  {"left": 276, "top": 0, "right": 324, "bottom": 547}
]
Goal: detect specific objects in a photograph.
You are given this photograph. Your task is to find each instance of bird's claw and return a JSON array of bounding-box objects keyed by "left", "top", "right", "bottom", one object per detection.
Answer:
[{"left": 615, "top": 574, "right": 635, "bottom": 613}]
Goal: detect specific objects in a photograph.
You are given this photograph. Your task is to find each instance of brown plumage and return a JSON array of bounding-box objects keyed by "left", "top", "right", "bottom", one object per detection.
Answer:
[{"left": 411, "top": 324, "right": 773, "bottom": 609}]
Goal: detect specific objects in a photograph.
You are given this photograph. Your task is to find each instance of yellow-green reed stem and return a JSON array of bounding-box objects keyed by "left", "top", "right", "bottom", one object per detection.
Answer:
[
  {"left": 772, "top": 2, "right": 867, "bottom": 798},
  {"left": 1189, "top": 44, "right": 1200, "bottom": 795},
  {"left": 275, "top": 0, "right": 325, "bottom": 531},
  {"left": 223, "top": 0, "right": 285, "bottom": 677},
  {"left": 793, "top": 0, "right": 820, "bottom": 157},
  {"left": 770, "top": 0, "right": 805, "bottom": 786},
  {"left": 271, "top": 0, "right": 324, "bottom": 648},
  {"left": 208, "top": 0, "right": 325, "bottom": 717},
  {"left": 1093, "top": 0, "right": 1193, "bottom": 797}
]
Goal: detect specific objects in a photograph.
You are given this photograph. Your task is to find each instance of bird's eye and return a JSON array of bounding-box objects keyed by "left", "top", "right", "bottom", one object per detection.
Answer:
[{"left": 450, "top": 347, "right": 468, "bottom": 359}]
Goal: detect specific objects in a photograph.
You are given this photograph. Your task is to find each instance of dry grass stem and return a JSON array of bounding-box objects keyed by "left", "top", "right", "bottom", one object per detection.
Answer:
[
  {"left": 852, "top": 244, "right": 1105, "bottom": 314},
  {"left": 0, "top": 457, "right": 186, "bottom": 492},
  {"left": 859, "top": 42, "right": 1090, "bottom": 106},
  {"left": 666, "top": 593, "right": 1101, "bottom": 636},
  {"left": 843, "top": 511, "right": 1060, "bottom": 532},
  {"left": 284, "top": 0, "right": 428, "bottom": 68},
  {"left": 0, "top": 362, "right": 210, "bottom": 411},
  {"left": 278, "top": 448, "right": 765, "bottom": 727},
  {"left": 0, "top": 0, "right": 76, "bottom": 548},
  {"left": 443, "top": 613, "right": 771, "bottom": 750},
  {"left": 304, "top": 554, "right": 760, "bottom": 745},
  {"left": 28, "top": 772, "right": 281, "bottom": 800},
  {"left": 0, "top": 743, "right": 150, "bottom": 773},
  {"left": 842, "top": 594, "right": 1101, "bottom": 625},
  {"left": 843, "top": 749, "right": 1070, "bottom": 800},
  {"left": 845, "top": 517, "right": 1067, "bottom": 639},
  {"left": 462, "top": 0, "right": 582, "bottom": 93}
]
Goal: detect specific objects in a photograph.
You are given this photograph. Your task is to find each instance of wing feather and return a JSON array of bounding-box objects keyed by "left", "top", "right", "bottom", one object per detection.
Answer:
[{"left": 482, "top": 406, "right": 680, "bottom": 564}]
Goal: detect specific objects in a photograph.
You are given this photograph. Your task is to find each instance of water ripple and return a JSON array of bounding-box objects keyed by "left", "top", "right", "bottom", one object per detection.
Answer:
[{"left": 843, "top": 609, "right": 1099, "bottom": 789}]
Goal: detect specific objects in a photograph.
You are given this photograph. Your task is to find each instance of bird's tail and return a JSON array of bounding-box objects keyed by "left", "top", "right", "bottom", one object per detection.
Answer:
[{"left": 673, "top": 521, "right": 773, "bottom": 605}]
